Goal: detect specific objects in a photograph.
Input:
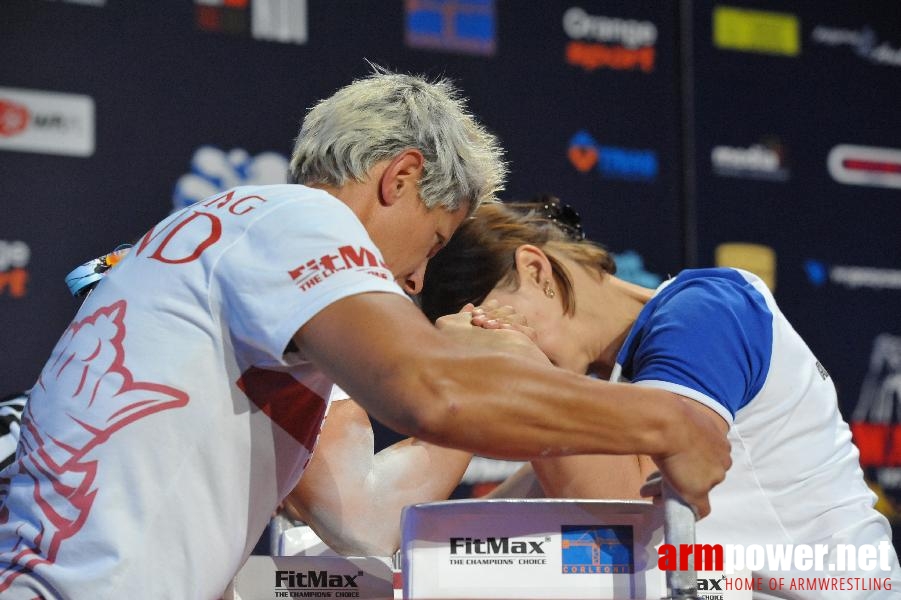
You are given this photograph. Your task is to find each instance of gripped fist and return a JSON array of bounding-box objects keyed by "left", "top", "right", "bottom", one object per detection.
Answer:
[
  {"left": 435, "top": 303, "right": 549, "bottom": 366},
  {"left": 643, "top": 398, "right": 731, "bottom": 519}
]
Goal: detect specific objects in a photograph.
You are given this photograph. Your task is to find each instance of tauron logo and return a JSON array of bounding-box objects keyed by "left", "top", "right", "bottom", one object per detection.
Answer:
[
  {"left": 449, "top": 537, "right": 546, "bottom": 555},
  {"left": 568, "top": 130, "right": 658, "bottom": 182},
  {"left": 275, "top": 570, "right": 361, "bottom": 588}
]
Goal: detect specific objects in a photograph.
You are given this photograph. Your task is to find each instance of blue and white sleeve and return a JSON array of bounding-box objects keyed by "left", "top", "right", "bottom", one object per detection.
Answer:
[{"left": 629, "top": 278, "right": 773, "bottom": 421}]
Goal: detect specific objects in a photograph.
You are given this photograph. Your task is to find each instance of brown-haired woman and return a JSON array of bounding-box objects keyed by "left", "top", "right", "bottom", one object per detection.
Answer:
[{"left": 419, "top": 199, "right": 901, "bottom": 598}]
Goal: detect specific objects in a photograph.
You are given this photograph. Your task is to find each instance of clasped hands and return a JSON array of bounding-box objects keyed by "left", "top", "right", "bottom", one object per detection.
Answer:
[{"left": 435, "top": 300, "right": 549, "bottom": 365}]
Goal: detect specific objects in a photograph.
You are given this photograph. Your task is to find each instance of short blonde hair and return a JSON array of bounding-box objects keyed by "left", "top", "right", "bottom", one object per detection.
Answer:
[{"left": 290, "top": 66, "right": 508, "bottom": 215}]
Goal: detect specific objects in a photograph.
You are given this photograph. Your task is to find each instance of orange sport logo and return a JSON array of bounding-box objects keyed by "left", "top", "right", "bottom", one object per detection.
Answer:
[
  {"left": 562, "top": 7, "right": 657, "bottom": 73},
  {"left": 0, "top": 240, "right": 30, "bottom": 298}
]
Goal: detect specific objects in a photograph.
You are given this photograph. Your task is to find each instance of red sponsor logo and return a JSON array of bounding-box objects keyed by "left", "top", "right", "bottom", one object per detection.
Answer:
[
  {"left": 852, "top": 422, "right": 901, "bottom": 466},
  {"left": 288, "top": 245, "right": 390, "bottom": 292},
  {"left": 565, "top": 41, "right": 655, "bottom": 72},
  {"left": 0, "top": 99, "right": 29, "bottom": 137},
  {"left": 0, "top": 300, "right": 189, "bottom": 591},
  {"left": 0, "top": 269, "right": 28, "bottom": 297}
]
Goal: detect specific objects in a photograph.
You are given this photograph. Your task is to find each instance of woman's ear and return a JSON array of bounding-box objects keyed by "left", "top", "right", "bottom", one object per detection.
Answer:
[
  {"left": 513, "top": 245, "right": 554, "bottom": 289},
  {"left": 378, "top": 149, "right": 425, "bottom": 207}
]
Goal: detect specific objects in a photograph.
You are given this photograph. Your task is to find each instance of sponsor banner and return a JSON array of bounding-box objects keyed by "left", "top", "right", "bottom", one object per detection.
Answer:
[
  {"left": 852, "top": 333, "right": 901, "bottom": 470},
  {"left": 225, "top": 555, "right": 395, "bottom": 600},
  {"left": 0, "top": 87, "right": 95, "bottom": 157},
  {"left": 805, "top": 261, "right": 901, "bottom": 291},
  {"left": 562, "top": 7, "right": 657, "bottom": 73},
  {"left": 827, "top": 144, "right": 901, "bottom": 190},
  {"left": 711, "top": 140, "right": 789, "bottom": 182},
  {"left": 195, "top": 0, "right": 308, "bottom": 45},
  {"left": 568, "top": 130, "right": 658, "bottom": 182},
  {"left": 0, "top": 240, "right": 31, "bottom": 299},
  {"left": 715, "top": 243, "right": 776, "bottom": 292},
  {"left": 405, "top": 0, "right": 496, "bottom": 56},
  {"left": 812, "top": 25, "right": 901, "bottom": 68},
  {"left": 712, "top": 6, "right": 800, "bottom": 57},
  {"left": 401, "top": 499, "right": 666, "bottom": 598},
  {"left": 172, "top": 145, "right": 289, "bottom": 212}
]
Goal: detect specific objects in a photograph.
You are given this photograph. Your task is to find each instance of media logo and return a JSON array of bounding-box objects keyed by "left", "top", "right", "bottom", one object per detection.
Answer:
[
  {"left": 711, "top": 140, "right": 789, "bottom": 182},
  {"left": 715, "top": 243, "right": 776, "bottom": 292},
  {"left": 804, "top": 260, "right": 901, "bottom": 291},
  {"left": 563, "top": 7, "right": 657, "bottom": 73},
  {"left": 0, "top": 87, "right": 94, "bottom": 157},
  {"left": 405, "top": 0, "right": 496, "bottom": 56},
  {"left": 827, "top": 145, "right": 901, "bottom": 190},
  {"left": 812, "top": 25, "right": 901, "bottom": 69},
  {"left": 172, "top": 145, "right": 289, "bottom": 211},
  {"left": 0, "top": 240, "right": 30, "bottom": 299},
  {"left": 561, "top": 525, "right": 633, "bottom": 574},
  {"left": 568, "top": 130, "right": 658, "bottom": 182},
  {"left": 713, "top": 6, "right": 800, "bottom": 57},
  {"left": 195, "top": 0, "right": 308, "bottom": 45}
]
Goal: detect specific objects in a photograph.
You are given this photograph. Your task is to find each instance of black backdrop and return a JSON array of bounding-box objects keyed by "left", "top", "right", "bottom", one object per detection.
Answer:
[{"left": 2, "top": 0, "right": 900, "bottom": 540}]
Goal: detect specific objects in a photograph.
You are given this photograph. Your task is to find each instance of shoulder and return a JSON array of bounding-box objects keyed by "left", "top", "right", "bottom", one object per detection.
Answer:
[{"left": 653, "top": 268, "right": 773, "bottom": 315}]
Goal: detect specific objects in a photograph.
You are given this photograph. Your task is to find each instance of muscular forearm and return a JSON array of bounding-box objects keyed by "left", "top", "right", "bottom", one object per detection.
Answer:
[
  {"left": 296, "top": 293, "right": 730, "bottom": 516},
  {"left": 396, "top": 348, "right": 685, "bottom": 459},
  {"left": 287, "top": 400, "right": 471, "bottom": 556},
  {"left": 533, "top": 454, "right": 658, "bottom": 500}
]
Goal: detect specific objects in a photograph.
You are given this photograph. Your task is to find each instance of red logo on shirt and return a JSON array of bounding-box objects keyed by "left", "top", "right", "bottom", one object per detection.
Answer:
[
  {"left": 288, "top": 244, "right": 390, "bottom": 293},
  {"left": 0, "top": 300, "right": 189, "bottom": 592},
  {"left": 237, "top": 366, "right": 327, "bottom": 451}
]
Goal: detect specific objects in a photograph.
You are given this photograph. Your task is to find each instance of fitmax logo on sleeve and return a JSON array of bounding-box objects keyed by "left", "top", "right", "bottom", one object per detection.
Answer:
[{"left": 568, "top": 130, "right": 658, "bottom": 182}]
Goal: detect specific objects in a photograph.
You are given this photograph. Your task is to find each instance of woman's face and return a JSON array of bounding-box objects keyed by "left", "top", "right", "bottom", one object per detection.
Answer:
[{"left": 483, "top": 281, "right": 587, "bottom": 374}]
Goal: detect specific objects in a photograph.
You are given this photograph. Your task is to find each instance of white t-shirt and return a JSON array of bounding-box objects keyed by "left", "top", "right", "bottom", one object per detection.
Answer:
[
  {"left": 0, "top": 185, "right": 407, "bottom": 599},
  {"left": 611, "top": 268, "right": 901, "bottom": 598}
]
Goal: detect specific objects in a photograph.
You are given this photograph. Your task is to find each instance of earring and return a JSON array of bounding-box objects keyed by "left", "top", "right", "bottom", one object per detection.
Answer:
[{"left": 543, "top": 280, "right": 556, "bottom": 298}]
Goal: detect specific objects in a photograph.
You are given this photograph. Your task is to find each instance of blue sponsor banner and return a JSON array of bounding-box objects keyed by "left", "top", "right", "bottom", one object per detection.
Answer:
[{"left": 561, "top": 525, "right": 634, "bottom": 574}]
